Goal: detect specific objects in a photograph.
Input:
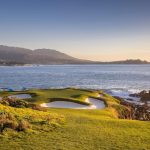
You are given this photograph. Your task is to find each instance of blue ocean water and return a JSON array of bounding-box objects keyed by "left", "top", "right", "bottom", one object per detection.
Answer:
[{"left": 0, "top": 65, "right": 150, "bottom": 91}]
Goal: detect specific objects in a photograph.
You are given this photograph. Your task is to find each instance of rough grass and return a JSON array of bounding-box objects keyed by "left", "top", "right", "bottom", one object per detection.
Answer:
[
  {"left": 0, "top": 108, "right": 149, "bottom": 150},
  {"left": 0, "top": 104, "right": 65, "bottom": 134},
  {"left": 0, "top": 88, "right": 150, "bottom": 150}
]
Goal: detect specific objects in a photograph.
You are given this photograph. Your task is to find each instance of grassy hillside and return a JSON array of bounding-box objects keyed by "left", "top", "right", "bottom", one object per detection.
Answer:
[{"left": 0, "top": 88, "right": 150, "bottom": 150}]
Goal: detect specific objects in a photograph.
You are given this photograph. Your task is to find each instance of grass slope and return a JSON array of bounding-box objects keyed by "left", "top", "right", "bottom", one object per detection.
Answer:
[{"left": 0, "top": 88, "right": 150, "bottom": 150}]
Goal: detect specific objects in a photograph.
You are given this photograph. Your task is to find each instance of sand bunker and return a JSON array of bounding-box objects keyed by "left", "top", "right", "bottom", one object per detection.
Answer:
[
  {"left": 8, "top": 94, "right": 31, "bottom": 99},
  {"left": 40, "top": 97, "right": 105, "bottom": 109}
]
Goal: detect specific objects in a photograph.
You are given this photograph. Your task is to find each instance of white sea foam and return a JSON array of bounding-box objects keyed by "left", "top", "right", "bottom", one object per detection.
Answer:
[{"left": 106, "top": 89, "right": 144, "bottom": 104}]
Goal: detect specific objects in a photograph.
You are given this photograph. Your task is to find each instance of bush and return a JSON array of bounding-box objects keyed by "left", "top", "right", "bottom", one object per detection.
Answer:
[
  {"left": 28, "top": 103, "right": 46, "bottom": 111},
  {"left": 18, "top": 120, "right": 31, "bottom": 131},
  {"left": 0, "top": 97, "right": 28, "bottom": 108},
  {"left": 0, "top": 111, "right": 18, "bottom": 132},
  {"left": 0, "top": 111, "right": 30, "bottom": 133},
  {"left": 0, "top": 97, "right": 46, "bottom": 111}
]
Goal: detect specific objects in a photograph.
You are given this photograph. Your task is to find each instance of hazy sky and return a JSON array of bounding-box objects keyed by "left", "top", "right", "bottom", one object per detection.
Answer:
[{"left": 0, "top": 0, "right": 150, "bottom": 61}]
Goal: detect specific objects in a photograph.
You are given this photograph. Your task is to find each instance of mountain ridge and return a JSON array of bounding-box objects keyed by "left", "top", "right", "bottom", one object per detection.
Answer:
[{"left": 0, "top": 45, "right": 149, "bottom": 65}]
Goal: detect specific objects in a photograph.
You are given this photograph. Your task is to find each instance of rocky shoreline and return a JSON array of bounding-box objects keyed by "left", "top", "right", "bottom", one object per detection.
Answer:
[{"left": 114, "top": 90, "right": 150, "bottom": 121}]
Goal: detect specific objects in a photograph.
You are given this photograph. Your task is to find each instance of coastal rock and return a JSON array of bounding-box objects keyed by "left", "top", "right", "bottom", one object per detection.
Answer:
[
  {"left": 130, "top": 90, "right": 150, "bottom": 102},
  {"left": 115, "top": 96, "right": 150, "bottom": 121},
  {"left": 139, "top": 90, "right": 150, "bottom": 102},
  {"left": 129, "top": 93, "right": 140, "bottom": 97}
]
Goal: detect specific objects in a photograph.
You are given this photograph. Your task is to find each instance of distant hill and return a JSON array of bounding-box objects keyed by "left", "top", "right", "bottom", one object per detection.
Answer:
[
  {"left": 0, "top": 45, "right": 149, "bottom": 65},
  {"left": 0, "top": 45, "right": 91, "bottom": 65},
  {"left": 97, "top": 59, "right": 149, "bottom": 64}
]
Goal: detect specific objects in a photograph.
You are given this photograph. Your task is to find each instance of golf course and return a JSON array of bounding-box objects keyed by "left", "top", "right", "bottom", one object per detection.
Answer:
[{"left": 0, "top": 88, "right": 150, "bottom": 150}]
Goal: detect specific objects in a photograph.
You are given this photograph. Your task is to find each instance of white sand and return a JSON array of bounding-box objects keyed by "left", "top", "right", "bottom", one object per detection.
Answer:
[
  {"left": 8, "top": 94, "right": 31, "bottom": 99},
  {"left": 40, "top": 96, "right": 105, "bottom": 109},
  {"left": 85, "top": 97, "right": 105, "bottom": 109}
]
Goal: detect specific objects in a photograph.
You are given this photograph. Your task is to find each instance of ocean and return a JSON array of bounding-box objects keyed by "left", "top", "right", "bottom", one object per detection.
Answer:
[{"left": 0, "top": 64, "right": 150, "bottom": 93}]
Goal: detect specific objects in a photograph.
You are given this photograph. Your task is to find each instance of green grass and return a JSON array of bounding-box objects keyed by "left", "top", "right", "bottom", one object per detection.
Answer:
[
  {"left": 0, "top": 88, "right": 100, "bottom": 105},
  {"left": 0, "top": 88, "right": 150, "bottom": 150}
]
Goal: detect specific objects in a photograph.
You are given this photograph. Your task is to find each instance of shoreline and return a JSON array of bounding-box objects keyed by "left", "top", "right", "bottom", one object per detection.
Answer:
[{"left": 1, "top": 63, "right": 150, "bottom": 67}]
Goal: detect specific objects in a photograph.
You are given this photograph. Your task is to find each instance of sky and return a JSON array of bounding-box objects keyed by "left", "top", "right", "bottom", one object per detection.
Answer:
[{"left": 0, "top": 0, "right": 150, "bottom": 61}]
